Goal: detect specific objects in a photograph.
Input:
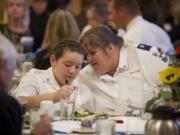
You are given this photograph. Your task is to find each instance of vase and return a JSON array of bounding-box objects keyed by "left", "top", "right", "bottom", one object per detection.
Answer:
[{"left": 145, "top": 106, "right": 180, "bottom": 135}]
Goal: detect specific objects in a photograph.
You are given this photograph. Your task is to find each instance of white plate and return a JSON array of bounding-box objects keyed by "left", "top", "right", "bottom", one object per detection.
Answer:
[
  {"left": 72, "top": 127, "right": 96, "bottom": 134},
  {"left": 52, "top": 120, "right": 81, "bottom": 133},
  {"left": 107, "top": 112, "right": 125, "bottom": 116}
]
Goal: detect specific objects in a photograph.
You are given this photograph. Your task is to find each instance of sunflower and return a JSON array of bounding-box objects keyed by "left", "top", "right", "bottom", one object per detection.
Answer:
[
  {"left": 0, "top": 19, "right": 6, "bottom": 25},
  {"left": 159, "top": 66, "right": 180, "bottom": 84},
  {"left": 145, "top": 57, "right": 180, "bottom": 112}
]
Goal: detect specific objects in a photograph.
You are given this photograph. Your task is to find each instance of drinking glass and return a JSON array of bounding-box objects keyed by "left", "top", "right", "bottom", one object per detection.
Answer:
[
  {"left": 20, "top": 36, "right": 34, "bottom": 53},
  {"left": 60, "top": 98, "right": 67, "bottom": 120},
  {"left": 39, "top": 100, "right": 54, "bottom": 117},
  {"left": 68, "top": 91, "right": 77, "bottom": 119},
  {"left": 59, "top": 87, "right": 77, "bottom": 120},
  {"left": 96, "top": 119, "right": 115, "bottom": 135}
]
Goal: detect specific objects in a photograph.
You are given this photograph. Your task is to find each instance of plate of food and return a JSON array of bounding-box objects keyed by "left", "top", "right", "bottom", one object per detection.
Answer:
[{"left": 74, "top": 109, "right": 108, "bottom": 120}]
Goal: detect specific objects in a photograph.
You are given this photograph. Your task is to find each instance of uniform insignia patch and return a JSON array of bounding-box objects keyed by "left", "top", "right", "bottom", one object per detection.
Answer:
[
  {"left": 137, "top": 44, "right": 152, "bottom": 51},
  {"left": 152, "top": 48, "right": 169, "bottom": 63},
  {"left": 137, "top": 44, "right": 169, "bottom": 63}
]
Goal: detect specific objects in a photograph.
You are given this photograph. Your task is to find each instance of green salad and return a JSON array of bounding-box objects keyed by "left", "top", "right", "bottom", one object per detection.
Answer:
[{"left": 74, "top": 109, "right": 108, "bottom": 120}]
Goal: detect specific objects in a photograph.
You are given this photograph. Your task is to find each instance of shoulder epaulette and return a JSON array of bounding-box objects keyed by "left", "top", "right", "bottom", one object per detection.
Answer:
[{"left": 137, "top": 44, "right": 152, "bottom": 51}]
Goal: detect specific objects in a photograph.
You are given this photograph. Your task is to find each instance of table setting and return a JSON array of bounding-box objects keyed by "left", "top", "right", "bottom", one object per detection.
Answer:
[
  {"left": 51, "top": 114, "right": 147, "bottom": 135},
  {"left": 22, "top": 92, "right": 150, "bottom": 135},
  {"left": 22, "top": 101, "right": 148, "bottom": 135}
]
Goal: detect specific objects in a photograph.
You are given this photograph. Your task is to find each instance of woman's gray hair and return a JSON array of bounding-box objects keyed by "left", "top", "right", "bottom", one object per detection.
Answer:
[
  {"left": 81, "top": 25, "right": 123, "bottom": 50},
  {"left": 0, "top": 33, "right": 17, "bottom": 70}
]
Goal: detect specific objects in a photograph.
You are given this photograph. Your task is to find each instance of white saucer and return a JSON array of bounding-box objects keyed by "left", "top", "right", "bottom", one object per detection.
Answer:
[{"left": 107, "top": 112, "right": 125, "bottom": 116}]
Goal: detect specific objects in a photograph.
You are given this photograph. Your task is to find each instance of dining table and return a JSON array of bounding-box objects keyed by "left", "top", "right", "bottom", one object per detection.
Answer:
[
  {"left": 23, "top": 112, "right": 148, "bottom": 135},
  {"left": 51, "top": 115, "right": 147, "bottom": 135},
  {"left": 22, "top": 100, "right": 148, "bottom": 135}
]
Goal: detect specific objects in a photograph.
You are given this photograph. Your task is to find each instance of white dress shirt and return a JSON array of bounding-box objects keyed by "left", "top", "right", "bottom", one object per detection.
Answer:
[
  {"left": 123, "top": 16, "right": 175, "bottom": 55},
  {"left": 78, "top": 45, "right": 169, "bottom": 113},
  {"left": 13, "top": 67, "right": 94, "bottom": 111}
]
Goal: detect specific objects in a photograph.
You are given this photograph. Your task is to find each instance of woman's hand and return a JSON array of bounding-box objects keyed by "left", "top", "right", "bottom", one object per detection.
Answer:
[{"left": 56, "top": 85, "right": 75, "bottom": 100}]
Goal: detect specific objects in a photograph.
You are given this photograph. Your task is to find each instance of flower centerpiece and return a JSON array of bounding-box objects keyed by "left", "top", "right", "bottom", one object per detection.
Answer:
[{"left": 145, "top": 56, "right": 180, "bottom": 112}]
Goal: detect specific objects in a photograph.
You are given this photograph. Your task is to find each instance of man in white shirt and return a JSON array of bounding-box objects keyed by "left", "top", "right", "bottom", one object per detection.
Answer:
[
  {"left": 78, "top": 26, "right": 169, "bottom": 114},
  {"left": 107, "top": 0, "right": 175, "bottom": 55},
  {"left": 14, "top": 39, "right": 93, "bottom": 111}
]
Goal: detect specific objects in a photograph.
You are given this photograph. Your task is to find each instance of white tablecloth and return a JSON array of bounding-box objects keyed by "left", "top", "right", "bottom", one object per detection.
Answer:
[
  {"left": 109, "top": 116, "right": 146, "bottom": 134},
  {"left": 52, "top": 116, "right": 147, "bottom": 135}
]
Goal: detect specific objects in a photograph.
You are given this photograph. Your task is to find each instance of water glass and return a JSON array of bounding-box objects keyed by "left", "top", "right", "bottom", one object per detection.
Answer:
[
  {"left": 20, "top": 36, "right": 34, "bottom": 53},
  {"left": 67, "top": 99, "right": 75, "bottom": 120},
  {"left": 39, "top": 100, "right": 54, "bottom": 117},
  {"left": 96, "top": 119, "right": 115, "bottom": 135},
  {"left": 60, "top": 98, "right": 67, "bottom": 120},
  {"left": 60, "top": 91, "right": 76, "bottom": 120},
  {"left": 29, "top": 109, "right": 40, "bottom": 130}
]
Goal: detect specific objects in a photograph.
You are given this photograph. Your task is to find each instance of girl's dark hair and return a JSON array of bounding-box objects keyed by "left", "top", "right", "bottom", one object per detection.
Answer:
[{"left": 51, "top": 38, "right": 84, "bottom": 59}]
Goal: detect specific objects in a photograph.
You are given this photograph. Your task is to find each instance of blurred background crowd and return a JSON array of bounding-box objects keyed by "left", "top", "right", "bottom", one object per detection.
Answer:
[
  {"left": 0, "top": 0, "right": 180, "bottom": 66},
  {"left": 0, "top": 1, "right": 180, "bottom": 134}
]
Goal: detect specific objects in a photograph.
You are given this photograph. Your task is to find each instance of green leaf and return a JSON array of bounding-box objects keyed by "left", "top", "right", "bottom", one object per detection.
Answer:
[
  {"left": 144, "top": 96, "right": 161, "bottom": 112},
  {"left": 160, "top": 91, "right": 173, "bottom": 100}
]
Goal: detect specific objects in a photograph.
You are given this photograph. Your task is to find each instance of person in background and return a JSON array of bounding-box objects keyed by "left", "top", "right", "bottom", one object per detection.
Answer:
[
  {"left": 86, "top": 2, "right": 108, "bottom": 28},
  {"left": 47, "top": 0, "right": 70, "bottom": 13},
  {"left": 0, "top": 32, "right": 21, "bottom": 135},
  {"left": 170, "top": 1, "right": 180, "bottom": 59},
  {"left": 137, "top": 0, "right": 163, "bottom": 27},
  {"left": 2, "top": 0, "right": 30, "bottom": 52},
  {"left": 80, "top": 1, "right": 109, "bottom": 37},
  {"left": 138, "top": 0, "right": 175, "bottom": 34},
  {"left": 78, "top": 25, "right": 169, "bottom": 114},
  {"left": 35, "top": 9, "right": 80, "bottom": 69},
  {"left": 170, "top": 1, "right": 180, "bottom": 43},
  {"left": 75, "top": 0, "right": 91, "bottom": 32},
  {"left": 155, "top": 0, "right": 175, "bottom": 34},
  {"left": 107, "top": 0, "right": 175, "bottom": 55},
  {"left": 0, "top": 33, "right": 53, "bottom": 135},
  {"left": 46, "top": 0, "right": 59, "bottom": 12},
  {"left": 14, "top": 39, "right": 93, "bottom": 110},
  {"left": 29, "top": 0, "right": 49, "bottom": 52}
]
